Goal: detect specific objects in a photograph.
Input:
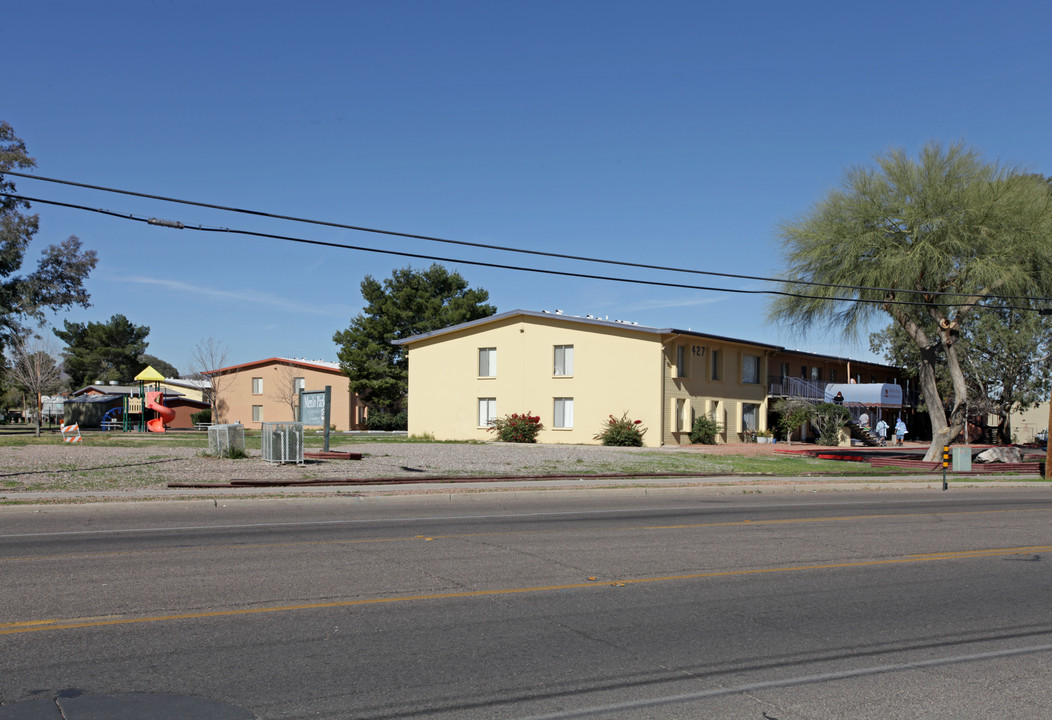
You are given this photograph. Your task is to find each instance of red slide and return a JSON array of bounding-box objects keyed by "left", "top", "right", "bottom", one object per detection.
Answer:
[{"left": 146, "top": 391, "right": 176, "bottom": 433}]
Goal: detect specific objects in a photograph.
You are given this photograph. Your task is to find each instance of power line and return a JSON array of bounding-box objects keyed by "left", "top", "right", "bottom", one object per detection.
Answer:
[
  {"left": 6, "top": 170, "right": 1046, "bottom": 304},
  {"left": 5, "top": 191, "right": 1048, "bottom": 314}
]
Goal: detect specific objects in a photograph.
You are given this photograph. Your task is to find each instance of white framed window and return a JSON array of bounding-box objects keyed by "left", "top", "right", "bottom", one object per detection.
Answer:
[
  {"left": 252, "top": 405, "right": 263, "bottom": 422},
  {"left": 675, "top": 398, "right": 686, "bottom": 432},
  {"left": 478, "top": 398, "right": 497, "bottom": 427},
  {"left": 478, "top": 347, "right": 497, "bottom": 377},
  {"left": 294, "top": 377, "right": 305, "bottom": 394},
  {"left": 252, "top": 377, "right": 263, "bottom": 395},
  {"left": 675, "top": 345, "right": 687, "bottom": 378},
  {"left": 553, "top": 397, "right": 574, "bottom": 429},
  {"left": 710, "top": 350, "right": 721, "bottom": 381},
  {"left": 742, "top": 355, "right": 760, "bottom": 384},
  {"left": 554, "top": 345, "right": 574, "bottom": 376}
]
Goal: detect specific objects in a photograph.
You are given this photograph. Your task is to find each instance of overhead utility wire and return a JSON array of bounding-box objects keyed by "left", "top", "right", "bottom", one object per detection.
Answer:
[
  {"left": 5, "top": 192, "right": 1046, "bottom": 314},
  {"left": 5, "top": 170, "right": 1040, "bottom": 303}
]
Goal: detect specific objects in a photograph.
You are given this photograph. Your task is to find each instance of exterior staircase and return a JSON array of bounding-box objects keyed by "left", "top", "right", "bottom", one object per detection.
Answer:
[{"left": 847, "top": 419, "right": 883, "bottom": 447}]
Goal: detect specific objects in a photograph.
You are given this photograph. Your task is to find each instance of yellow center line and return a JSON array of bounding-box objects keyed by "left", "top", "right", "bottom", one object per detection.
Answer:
[{"left": 2, "top": 544, "right": 1048, "bottom": 637}]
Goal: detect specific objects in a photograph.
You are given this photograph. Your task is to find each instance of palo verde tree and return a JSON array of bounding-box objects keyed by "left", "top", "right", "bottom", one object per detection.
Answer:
[
  {"left": 54, "top": 313, "right": 150, "bottom": 388},
  {"left": 770, "top": 143, "right": 1052, "bottom": 461},
  {"left": 0, "top": 121, "right": 97, "bottom": 355},
  {"left": 333, "top": 264, "right": 496, "bottom": 425}
]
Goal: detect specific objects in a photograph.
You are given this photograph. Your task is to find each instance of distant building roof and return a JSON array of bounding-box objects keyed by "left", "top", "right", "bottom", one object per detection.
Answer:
[{"left": 206, "top": 357, "right": 342, "bottom": 375}]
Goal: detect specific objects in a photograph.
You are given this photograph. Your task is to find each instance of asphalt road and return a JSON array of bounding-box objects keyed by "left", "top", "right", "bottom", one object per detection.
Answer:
[{"left": 3, "top": 489, "right": 1052, "bottom": 719}]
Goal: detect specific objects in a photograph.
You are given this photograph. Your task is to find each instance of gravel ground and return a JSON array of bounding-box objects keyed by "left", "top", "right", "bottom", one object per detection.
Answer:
[{"left": 0, "top": 440, "right": 759, "bottom": 493}]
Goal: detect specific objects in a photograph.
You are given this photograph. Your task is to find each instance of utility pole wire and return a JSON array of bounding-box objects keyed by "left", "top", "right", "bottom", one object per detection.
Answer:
[
  {"left": 7, "top": 170, "right": 1048, "bottom": 304},
  {"left": 4, "top": 192, "right": 1048, "bottom": 314}
]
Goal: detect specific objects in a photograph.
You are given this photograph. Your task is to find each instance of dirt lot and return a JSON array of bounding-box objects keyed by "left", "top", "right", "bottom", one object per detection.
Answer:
[{"left": 0, "top": 439, "right": 768, "bottom": 494}]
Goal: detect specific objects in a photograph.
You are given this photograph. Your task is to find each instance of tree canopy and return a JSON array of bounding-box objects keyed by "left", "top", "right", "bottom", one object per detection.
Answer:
[
  {"left": 333, "top": 264, "right": 496, "bottom": 419},
  {"left": 138, "top": 354, "right": 180, "bottom": 379},
  {"left": 769, "top": 143, "right": 1052, "bottom": 460},
  {"left": 0, "top": 121, "right": 97, "bottom": 355},
  {"left": 54, "top": 313, "right": 150, "bottom": 388}
]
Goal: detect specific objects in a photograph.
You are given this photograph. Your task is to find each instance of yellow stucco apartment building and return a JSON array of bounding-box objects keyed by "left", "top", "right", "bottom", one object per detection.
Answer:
[{"left": 394, "top": 309, "right": 781, "bottom": 447}]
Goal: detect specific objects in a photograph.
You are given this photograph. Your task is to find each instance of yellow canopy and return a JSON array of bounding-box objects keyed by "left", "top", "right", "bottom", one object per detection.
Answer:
[{"left": 134, "top": 365, "right": 166, "bottom": 383}]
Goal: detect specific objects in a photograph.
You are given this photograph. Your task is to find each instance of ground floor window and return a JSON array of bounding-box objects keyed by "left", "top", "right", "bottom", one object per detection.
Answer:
[
  {"left": 478, "top": 398, "right": 497, "bottom": 427},
  {"left": 742, "top": 403, "right": 759, "bottom": 432},
  {"left": 554, "top": 397, "right": 574, "bottom": 428},
  {"left": 252, "top": 405, "right": 263, "bottom": 423}
]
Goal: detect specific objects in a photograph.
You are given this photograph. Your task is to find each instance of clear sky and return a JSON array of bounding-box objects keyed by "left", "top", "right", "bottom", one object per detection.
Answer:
[{"left": 4, "top": 0, "right": 1050, "bottom": 375}]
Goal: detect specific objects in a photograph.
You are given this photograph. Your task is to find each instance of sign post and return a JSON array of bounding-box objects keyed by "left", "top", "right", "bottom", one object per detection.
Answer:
[{"left": 298, "top": 386, "right": 332, "bottom": 452}]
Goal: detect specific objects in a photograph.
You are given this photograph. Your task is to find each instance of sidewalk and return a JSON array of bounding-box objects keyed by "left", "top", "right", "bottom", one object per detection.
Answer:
[{"left": 5, "top": 471, "right": 1048, "bottom": 504}]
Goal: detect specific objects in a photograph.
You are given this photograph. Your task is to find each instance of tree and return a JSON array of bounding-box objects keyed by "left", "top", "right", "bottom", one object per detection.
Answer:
[
  {"left": 769, "top": 143, "right": 1052, "bottom": 461},
  {"left": 137, "top": 354, "right": 180, "bottom": 379},
  {"left": 5, "top": 335, "right": 62, "bottom": 436},
  {"left": 871, "top": 300, "right": 1052, "bottom": 444},
  {"left": 0, "top": 122, "right": 97, "bottom": 355},
  {"left": 189, "top": 337, "right": 229, "bottom": 424},
  {"left": 333, "top": 264, "right": 496, "bottom": 418},
  {"left": 269, "top": 361, "right": 303, "bottom": 422},
  {"left": 54, "top": 314, "right": 150, "bottom": 388}
]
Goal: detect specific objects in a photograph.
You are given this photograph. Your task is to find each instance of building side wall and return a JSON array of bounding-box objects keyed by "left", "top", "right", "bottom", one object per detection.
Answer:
[
  {"left": 215, "top": 362, "right": 362, "bottom": 431},
  {"left": 405, "top": 317, "right": 664, "bottom": 446},
  {"left": 662, "top": 338, "right": 770, "bottom": 445},
  {"left": 1012, "top": 401, "right": 1049, "bottom": 444}
]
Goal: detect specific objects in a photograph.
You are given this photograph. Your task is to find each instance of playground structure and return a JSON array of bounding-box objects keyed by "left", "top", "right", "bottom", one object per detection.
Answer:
[{"left": 101, "top": 366, "right": 174, "bottom": 433}]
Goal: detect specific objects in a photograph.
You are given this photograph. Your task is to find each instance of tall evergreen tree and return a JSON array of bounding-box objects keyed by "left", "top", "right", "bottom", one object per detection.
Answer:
[
  {"left": 0, "top": 121, "right": 97, "bottom": 354},
  {"left": 333, "top": 264, "right": 496, "bottom": 418},
  {"left": 54, "top": 314, "right": 150, "bottom": 388},
  {"left": 770, "top": 143, "right": 1052, "bottom": 460}
]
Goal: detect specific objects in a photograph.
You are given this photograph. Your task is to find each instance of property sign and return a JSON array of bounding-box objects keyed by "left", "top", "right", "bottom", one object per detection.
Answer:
[{"left": 298, "top": 386, "right": 332, "bottom": 451}]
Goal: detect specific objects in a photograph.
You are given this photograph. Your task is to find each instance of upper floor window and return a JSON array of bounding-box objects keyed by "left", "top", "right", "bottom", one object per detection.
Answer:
[
  {"left": 252, "top": 377, "right": 263, "bottom": 395},
  {"left": 554, "top": 345, "right": 574, "bottom": 376},
  {"left": 675, "top": 345, "right": 687, "bottom": 378},
  {"left": 810, "top": 366, "right": 821, "bottom": 382},
  {"left": 742, "top": 355, "right": 760, "bottom": 384},
  {"left": 294, "top": 377, "right": 305, "bottom": 394},
  {"left": 711, "top": 350, "right": 721, "bottom": 381},
  {"left": 478, "top": 347, "right": 496, "bottom": 377},
  {"left": 829, "top": 369, "right": 837, "bottom": 383}
]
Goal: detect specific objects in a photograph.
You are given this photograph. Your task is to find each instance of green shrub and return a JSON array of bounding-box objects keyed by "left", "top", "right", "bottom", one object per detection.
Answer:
[
  {"left": 191, "top": 409, "right": 212, "bottom": 426},
  {"left": 366, "top": 410, "right": 408, "bottom": 431},
  {"left": 595, "top": 412, "right": 647, "bottom": 446},
  {"left": 689, "top": 415, "right": 722, "bottom": 444},
  {"left": 772, "top": 397, "right": 813, "bottom": 442},
  {"left": 489, "top": 412, "right": 544, "bottom": 443},
  {"left": 812, "top": 402, "right": 850, "bottom": 446}
]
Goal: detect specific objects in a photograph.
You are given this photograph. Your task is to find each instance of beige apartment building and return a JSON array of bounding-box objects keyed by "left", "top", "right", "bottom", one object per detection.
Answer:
[
  {"left": 207, "top": 357, "right": 367, "bottom": 431},
  {"left": 394, "top": 310, "right": 779, "bottom": 446}
]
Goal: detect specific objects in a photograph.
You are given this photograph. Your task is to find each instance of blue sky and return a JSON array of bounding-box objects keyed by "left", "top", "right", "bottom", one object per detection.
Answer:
[{"left": 5, "top": 0, "right": 1050, "bottom": 375}]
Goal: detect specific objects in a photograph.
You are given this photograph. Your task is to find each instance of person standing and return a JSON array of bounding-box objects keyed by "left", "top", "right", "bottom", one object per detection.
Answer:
[
  {"left": 895, "top": 418, "right": 907, "bottom": 446},
  {"left": 875, "top": 418, "right": 889, "bottom": 446}
]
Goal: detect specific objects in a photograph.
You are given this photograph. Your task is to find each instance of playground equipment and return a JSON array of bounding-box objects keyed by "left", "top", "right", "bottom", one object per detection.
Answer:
[{"left": 146, "top": 390, "right": 176, "bottom": 433}]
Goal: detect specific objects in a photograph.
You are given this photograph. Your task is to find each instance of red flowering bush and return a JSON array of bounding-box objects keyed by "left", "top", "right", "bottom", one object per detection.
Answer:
[
  {"left": 489, "top": 412, "right": 544, "bottom": 443},
  {"left": 594, "top": 412, "right": 647, "bottom": 446}
]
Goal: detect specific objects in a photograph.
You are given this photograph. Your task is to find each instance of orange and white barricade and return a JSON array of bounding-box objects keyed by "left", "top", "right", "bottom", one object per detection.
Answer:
[{"left": 61, "top": 423, "right": 82, "bottom": 443}]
